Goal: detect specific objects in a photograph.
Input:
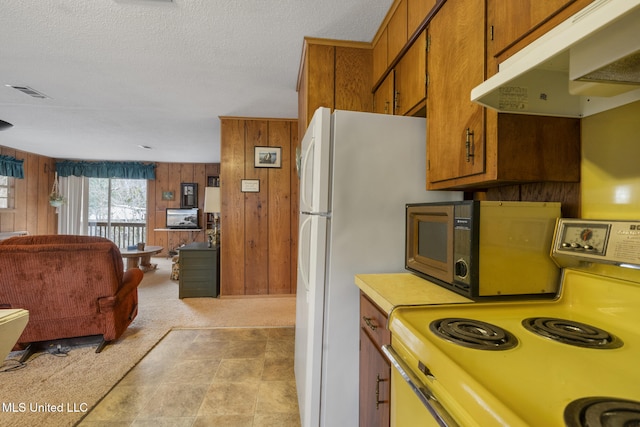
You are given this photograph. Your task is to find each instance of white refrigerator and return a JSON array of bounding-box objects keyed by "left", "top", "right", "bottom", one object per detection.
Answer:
[{"left": 294, "top": 107, "right": 462, "bottom": 427}]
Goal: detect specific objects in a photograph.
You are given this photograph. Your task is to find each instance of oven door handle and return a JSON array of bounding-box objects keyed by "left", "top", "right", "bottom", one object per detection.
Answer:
[{"left": 382, "top": 345, "right": 459, "bottom": 427}]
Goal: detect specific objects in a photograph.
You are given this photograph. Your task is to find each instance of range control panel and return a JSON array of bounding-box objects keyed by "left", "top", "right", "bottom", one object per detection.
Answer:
[{"left": 552, "top": 219, "right": 640, "bottom": 267}]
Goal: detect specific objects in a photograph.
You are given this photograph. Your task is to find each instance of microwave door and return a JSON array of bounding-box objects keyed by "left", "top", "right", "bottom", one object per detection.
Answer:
[{"left": 300, "top": 107, "right": 331, "bottom": 215}]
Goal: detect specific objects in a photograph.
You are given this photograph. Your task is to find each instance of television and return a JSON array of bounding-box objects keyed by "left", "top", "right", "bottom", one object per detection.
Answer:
[{"left": 166, "top": 208, "right": 200, "bottom": 229}]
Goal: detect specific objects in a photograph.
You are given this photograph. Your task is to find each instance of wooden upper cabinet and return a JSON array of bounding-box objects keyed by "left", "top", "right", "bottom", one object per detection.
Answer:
[
  {"left": 487, "top": 0, "right": 594, "bottom": 75},
  {"left": 372, "top": 27, "right": 388, "bottom": 86},
  {"left": 297, "top": 38, "right": 373, "bottom": 139},
  {"left": 426, "top": 0, "right": 581, "bottom": 190},
  {"left": 427, "top": 0, "right": 485, "bottom": 184},
  {"left": 371, "top": 0, "right": 436, "bottom": 111},
  {"left": 394, "top": 29, "right": 427, "bottom": 116},
  {"left": 407, "top": 0, "right": 436, "bottom": 37},
  {"left": 298, "top": 41, "right": 334, "bottom": 135},
  {"left": 374, "top": 71, "right": 394, "bottom": 115},
  {"left": 335, "top": 46, "right": 373, "bottom": 112},
  {"left": 387, "top": 0, "right": 408, "bottom": 64}
]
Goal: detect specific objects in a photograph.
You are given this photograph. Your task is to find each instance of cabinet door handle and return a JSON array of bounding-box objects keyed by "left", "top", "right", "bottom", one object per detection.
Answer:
[
  {"left": 465, "top": 128, "right": 475, "bottom": 163},
  {"left": 394, "top": 91, "right": 400, "bottom": 114},
  {"left": 362, "top": 316, "right": 378, "bottom": 331},
  {"left": 375, "top": 373, "right": 387, "bottom": 410}
]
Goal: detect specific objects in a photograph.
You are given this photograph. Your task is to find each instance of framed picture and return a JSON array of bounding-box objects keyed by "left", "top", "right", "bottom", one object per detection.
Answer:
[
  {"left": 254, "top": 146, "right": 281, "bottom": 168},
  {"left": 180, "top": 183, "right": 198, "bottom": 208},
  {"left": 161, "top": 191, "right": 174, "bottom": 201},
  {"left": 241, "top": 179, "right": 260, "bottom": 193}
]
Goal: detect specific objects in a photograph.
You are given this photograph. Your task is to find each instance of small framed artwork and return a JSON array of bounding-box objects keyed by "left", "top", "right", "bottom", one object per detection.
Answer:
[
  {"left": 254, "top": 146, "right": 282, "bottom": 168},
  {"left": 241, "top": 179, "right": 260, "bottom": 193},
  {"left": 180, "top": 183, "right": 198, "bottom": 208},
  {"left": 162, "top": 191, "right": 174, "bottom": 201}
]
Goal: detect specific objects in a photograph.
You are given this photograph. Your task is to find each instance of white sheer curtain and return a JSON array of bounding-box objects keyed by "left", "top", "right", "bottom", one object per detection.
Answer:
[{"left": 57, "top": 176, "right": 89, "bottom": 235}]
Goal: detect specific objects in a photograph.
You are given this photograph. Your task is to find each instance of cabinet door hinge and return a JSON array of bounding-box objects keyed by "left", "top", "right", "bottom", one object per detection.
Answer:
[{"left": 490, "top": 25, "right": 494, "bottom": 41}]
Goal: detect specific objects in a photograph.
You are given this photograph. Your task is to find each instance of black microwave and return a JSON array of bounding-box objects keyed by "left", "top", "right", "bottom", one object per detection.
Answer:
[{"left": 405, "top": 200, "right": 562, "bottom": 299}]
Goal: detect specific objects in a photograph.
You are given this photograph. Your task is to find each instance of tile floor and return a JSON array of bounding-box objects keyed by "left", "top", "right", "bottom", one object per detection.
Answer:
[{"left": 79, "top": 327, "right": 301, "bottom": 427}]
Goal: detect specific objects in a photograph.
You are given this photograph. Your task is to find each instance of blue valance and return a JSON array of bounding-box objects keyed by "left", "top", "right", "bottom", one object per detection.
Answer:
[
  {"left": 0, "top": 154, "right": 24, "bottom": 179},
  {"left": 56, "top": 161, "right": 156, "bottom": 180}
]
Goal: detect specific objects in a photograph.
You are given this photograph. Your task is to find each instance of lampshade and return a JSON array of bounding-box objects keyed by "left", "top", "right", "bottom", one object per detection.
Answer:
[{"left": 203, "top": 187, "right": 221, "bottom": 213}]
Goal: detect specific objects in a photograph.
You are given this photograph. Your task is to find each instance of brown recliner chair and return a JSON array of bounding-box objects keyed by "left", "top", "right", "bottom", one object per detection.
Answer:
[{"left": 0, "top": 235, "right": 144, "bottom": 359}]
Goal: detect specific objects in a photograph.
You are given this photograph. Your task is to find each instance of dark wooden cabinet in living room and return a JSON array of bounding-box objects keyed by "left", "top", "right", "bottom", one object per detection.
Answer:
[{"left": 178, "top": 242, "right": 219, "bottom": 298}]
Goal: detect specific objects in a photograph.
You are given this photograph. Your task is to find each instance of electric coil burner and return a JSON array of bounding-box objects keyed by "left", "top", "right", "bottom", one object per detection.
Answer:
[
  {"left": 429, "top": 317, "right": 518, "bottom": 350},
  {"left": 522, "top": 317, "right": 623, "bottom": 349},
  {"left": 564, "top": 397, "right": 640, "bottom": 427}
]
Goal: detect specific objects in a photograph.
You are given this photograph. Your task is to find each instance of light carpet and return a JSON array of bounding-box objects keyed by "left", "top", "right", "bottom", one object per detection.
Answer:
[{"left": 0, "top": 257, "right": 296, "bottom": 427}]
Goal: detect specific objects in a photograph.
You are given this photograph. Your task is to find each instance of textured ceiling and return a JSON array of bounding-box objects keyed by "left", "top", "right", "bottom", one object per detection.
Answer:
[{"left": 0, "top": 0, "right": 392, "bottom": 163}]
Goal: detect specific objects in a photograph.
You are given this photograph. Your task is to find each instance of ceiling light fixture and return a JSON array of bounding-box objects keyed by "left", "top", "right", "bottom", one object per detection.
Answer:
[
  {"left": 0, "top": 119, "right": 13, "bottom": 130},
  {"left": 138, "top": 145, "right": 153, "bottom": 150}
]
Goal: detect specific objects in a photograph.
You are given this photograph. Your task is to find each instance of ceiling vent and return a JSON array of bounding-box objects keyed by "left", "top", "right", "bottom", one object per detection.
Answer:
[
  {"left": 0, "top": 119, "right": 13, "bottom": 130},
  {"left": 6, "top": 85, "right": 50, "bottom": 99}
]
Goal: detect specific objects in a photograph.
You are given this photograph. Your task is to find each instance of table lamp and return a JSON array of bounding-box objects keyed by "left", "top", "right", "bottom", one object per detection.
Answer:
[{"left": 203, "top": 187, "right": 221, "bottom": 247}]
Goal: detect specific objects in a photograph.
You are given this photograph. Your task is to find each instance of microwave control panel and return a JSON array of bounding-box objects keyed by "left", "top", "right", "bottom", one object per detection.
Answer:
[{"left": 553, "top": 219, "right": 640, "bottom": 267}]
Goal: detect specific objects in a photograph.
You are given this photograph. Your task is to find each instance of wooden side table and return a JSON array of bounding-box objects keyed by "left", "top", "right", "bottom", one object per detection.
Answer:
[
  {"left": 153, "top": 228, "right": 203, "bottom": 256},
  {"left": 178, "top": 242, "right": 219, "bottom": 298},
  {"left": 120, "top": 245, "right": 163, "bottom": 272}
]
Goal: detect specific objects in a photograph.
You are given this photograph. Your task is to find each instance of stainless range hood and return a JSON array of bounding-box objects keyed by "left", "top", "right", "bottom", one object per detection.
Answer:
[{"left": 471, "top": 0, "right": 640, "bottom": 117}]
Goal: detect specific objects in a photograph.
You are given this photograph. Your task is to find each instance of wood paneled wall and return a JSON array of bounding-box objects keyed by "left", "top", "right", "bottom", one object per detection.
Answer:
[
  {"left": 220, "top": 117, "right": 299, "bottom": 296},
  {"left": 146, "top": 162, "right": 219, "bottom": 253},
  {"left": 1, "top": 144, "right": 218, "bottom": 247},
  {"left": 0, "top": 146, "right": 57, "bottom": 235},
  {"left": 481, "top": 182, "right": 580, "bottom": 219}
]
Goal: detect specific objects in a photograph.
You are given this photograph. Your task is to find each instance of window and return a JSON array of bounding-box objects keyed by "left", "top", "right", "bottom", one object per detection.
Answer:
[
  {"left": 0, "top": 175, "right": 15, "bottom": 209},
  {"left": 87, "top": 178, "right": 147, "bottom": 247}
]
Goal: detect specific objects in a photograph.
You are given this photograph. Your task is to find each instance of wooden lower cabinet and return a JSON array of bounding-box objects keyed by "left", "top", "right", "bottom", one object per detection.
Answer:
[{"left": 359, "top": 293, "right": 391, "bottom": 427}]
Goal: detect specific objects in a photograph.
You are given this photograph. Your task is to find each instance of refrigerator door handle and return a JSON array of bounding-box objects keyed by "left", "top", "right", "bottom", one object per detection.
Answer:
[
  {"left": 298, "top": 215, "right": 313, "bottom": 292},
  {"left": 300, "top": 136, "right": 315, "bottom": 212}
]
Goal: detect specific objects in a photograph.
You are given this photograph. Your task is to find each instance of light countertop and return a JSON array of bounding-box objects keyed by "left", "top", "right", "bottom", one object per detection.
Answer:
[{"left": 355, "top": 273, "right": 473, "bottom": 315}]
